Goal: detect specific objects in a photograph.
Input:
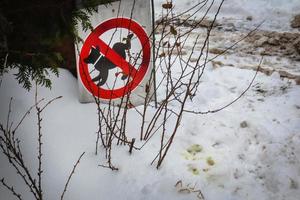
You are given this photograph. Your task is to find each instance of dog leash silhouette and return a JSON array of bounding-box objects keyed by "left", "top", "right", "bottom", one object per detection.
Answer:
[{"left": 84, "top": 33, "right": 134, "bottom": 86}]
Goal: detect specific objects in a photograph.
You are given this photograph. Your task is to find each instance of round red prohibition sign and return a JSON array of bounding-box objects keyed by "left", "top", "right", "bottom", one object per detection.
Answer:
[{"left": 79, "top": 18, "right": 151, "bottom": 100}]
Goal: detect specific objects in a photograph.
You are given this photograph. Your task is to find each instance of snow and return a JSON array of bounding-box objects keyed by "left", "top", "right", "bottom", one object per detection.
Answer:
[
  {"left": 1, "top": 1, "right": 300, "bottom": 200},
  {"left": 154, "top": 0, "right": 300, "bottom": 32},
  {"left": 1, "top": 67, "right": 299, "bottom": 200}
]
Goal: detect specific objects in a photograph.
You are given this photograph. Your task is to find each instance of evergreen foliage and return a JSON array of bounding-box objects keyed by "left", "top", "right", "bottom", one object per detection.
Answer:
[{"left": 0, "top": 0, "right": 112, "bottom": 90}]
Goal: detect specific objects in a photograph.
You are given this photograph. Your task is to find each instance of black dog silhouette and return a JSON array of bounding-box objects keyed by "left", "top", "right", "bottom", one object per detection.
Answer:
[{"left": 83, "top": 33, "right": 134, "bottom": 86}]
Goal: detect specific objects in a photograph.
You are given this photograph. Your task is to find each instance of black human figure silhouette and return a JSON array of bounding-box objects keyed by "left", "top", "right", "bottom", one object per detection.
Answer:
[{"left": 83, "top": 33, "right": 134, "bottom": 86}]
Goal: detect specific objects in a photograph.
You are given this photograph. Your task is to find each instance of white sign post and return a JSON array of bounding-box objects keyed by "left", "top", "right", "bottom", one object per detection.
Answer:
[{"left": 75, "top": 0, "right": 154, "bottom": 106}]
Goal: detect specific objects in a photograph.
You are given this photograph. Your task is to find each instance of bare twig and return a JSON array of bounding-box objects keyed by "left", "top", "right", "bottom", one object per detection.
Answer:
[
  {"left": 61, "top": 152, "right": 85, "bottom": 200},
  {"left": 13, "top": 98, "right": 44, "bottom": 133},
  {"left": 0, "top": 178, "right": 22, "bottom": 200},
  {"left": 183, "top": 57, "right": 262, "bottom": 114},
  {"left": 40, "top": 96, "right": 63, "bottom": 112}
]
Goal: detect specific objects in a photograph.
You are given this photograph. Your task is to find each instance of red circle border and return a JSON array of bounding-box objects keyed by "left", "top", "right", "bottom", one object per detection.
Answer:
[{"left": 79, "top": 18, "right": 151, "bottom": 100}]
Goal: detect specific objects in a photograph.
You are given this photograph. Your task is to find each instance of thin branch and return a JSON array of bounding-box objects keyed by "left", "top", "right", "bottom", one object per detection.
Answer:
[
  {"left": 60, "top": 152, "right": 85, "bottom": 200},
  {"left": 40, "top": 96, "right": 63, "bottom": 112},
  {"left": 3, "top": 52, "right": 9, "bottom": 69},
  {"left": 6, "top": 97, "right": 13, "bottom": 133},
  {"left": 0, "top": 178, "right": 22, "bottom": 200},
  {"left": 180, "top": 20, "right": 265, "bottom": 75},
  {"left": 35, "top": 84, "right": 43, "bottom": 200},
  {"left": 184, "top": 57, "right": 263, "bottom": 114},
  {"left": 13, "top": 98, "right": 44, "bottom": 133}
]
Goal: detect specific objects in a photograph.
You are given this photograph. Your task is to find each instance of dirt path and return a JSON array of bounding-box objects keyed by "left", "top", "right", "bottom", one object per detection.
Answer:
[{"left": 156, "top": 16, "right": 300, "bottom": 84}]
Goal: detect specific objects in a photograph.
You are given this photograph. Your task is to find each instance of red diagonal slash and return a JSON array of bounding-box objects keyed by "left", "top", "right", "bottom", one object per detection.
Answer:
[{"left": 93, "top": 37, "right": 138, "bottom": 78}]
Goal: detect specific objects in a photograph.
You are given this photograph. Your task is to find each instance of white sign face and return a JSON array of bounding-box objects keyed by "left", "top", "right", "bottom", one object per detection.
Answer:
[{"left": 75, "top": 0, "right": 154, "bottom": 106}]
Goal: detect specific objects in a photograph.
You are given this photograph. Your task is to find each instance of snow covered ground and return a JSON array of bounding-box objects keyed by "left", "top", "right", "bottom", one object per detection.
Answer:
[
  {"left": 1, "top": 0, "right": 300, "bottom": 200},
  {"left": 154, "top": 0, "right": 300, "bottom": 32}
]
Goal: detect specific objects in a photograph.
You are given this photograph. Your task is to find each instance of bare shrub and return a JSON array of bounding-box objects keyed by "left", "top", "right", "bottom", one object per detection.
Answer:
[
  {"left": 0, "top": 88, "right": 84, "bottom": 200},
  {"left": 75, "top": 0, "right": 261, "bottom": 170}
]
